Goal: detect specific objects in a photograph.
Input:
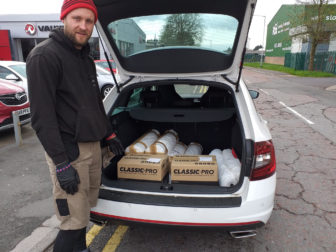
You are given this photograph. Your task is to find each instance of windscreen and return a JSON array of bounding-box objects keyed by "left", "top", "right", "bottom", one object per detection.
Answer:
[
  {"left": 9, "top": 64, "right": 27, "bottom": 78},
  {"left": 107, "top": 13, "right": 238, "bottom": 57}
]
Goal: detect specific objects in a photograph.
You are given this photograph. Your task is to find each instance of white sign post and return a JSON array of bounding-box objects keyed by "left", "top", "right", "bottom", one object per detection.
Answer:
[{"left": 12, "top": 111, "right": 22, "bottom": 146}]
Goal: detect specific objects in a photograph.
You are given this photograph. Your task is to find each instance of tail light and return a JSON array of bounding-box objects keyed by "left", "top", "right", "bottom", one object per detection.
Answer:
[{"left": 251, "top": 140, "right": 276, "bottom": 181}]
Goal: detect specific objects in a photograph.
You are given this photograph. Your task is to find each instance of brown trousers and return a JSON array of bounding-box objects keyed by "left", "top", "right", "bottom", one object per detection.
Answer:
[{"left": 46, "top": 141, "right": 102, "bottom": 230}]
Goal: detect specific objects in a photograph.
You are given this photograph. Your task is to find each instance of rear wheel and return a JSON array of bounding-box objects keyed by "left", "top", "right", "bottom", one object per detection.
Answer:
[{"left": 101, "top": 84, "right": 113, "bottom": 98}]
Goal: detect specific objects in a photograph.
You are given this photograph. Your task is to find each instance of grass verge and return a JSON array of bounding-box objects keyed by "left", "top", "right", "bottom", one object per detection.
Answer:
[{"left": 244, "top": 62, "right": 335, "bottom": 77}]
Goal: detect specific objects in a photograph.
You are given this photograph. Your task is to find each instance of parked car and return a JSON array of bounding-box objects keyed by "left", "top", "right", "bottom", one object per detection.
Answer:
[
  {"left": 90, "top": 0, "right": 276, "bottom": 237},
  {"left": 96, "top": 65, "right": 117, "bottom": 98},
  {"left": 95, "top": 59, "right": 117, "bottom": 73},
  {"left": 0, "top": 79, "right": 30, "bottom": 131},
  {"left": 0, "top": 61, "right": 28, "bottom": 94}
]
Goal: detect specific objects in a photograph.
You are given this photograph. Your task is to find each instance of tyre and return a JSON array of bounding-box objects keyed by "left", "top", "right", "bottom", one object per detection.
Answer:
[{"left": 101, "top": 84, "right": 113, "bottom": 98}]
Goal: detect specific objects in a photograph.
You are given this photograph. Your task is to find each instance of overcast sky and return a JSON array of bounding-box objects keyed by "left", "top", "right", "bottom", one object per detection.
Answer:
[{"left": 0, "top": 0, "right": 299, "bottom": 48}]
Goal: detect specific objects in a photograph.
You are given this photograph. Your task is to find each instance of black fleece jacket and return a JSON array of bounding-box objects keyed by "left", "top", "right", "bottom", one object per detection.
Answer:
[{"left": 26, "top": 28, "right": 111, "bottom": 165}]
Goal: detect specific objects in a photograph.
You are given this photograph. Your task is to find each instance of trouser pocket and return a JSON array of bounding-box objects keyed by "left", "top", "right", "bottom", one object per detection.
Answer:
[{"left": 56, "top": 199, "right": 70, "bottom": 216}]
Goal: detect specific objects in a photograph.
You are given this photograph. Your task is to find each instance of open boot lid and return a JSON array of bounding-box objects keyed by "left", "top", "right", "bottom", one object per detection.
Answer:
[{"left": 94, "top": 0, "right": 257, "bottom": 89}]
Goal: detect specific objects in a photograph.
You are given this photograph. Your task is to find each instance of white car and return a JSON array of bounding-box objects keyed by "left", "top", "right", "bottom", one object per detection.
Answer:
[
  {"left": 91, "top": 0, "right": 276, "bottom": 238},
  {"left": 0, "top": 61, "right": 28, "bottom": 94},
  {"left": 96, "top": 65, "right": 117, "bottom": 98}
]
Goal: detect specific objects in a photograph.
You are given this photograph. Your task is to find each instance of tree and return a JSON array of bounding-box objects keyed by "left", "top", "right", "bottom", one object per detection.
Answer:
[
  {"left": 159, "top": 14, "right": 204, "bottom": 46},
  {"left": 292, "top": 0, "right": 335, "bottom": 71},
  {"left": 224, "top": 47, "right": 232, "bottom": 54},
  {"left": 253, "top": 45, "right": 263, "bottom": 51}
]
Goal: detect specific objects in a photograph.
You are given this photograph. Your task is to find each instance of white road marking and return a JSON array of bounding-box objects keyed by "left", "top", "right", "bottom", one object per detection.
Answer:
[
  {"left": 279, "top": 101, "right": 314, "bottom": 125},
  {"left": 260, "top": 89, "right": 269, "bottom": 95}
]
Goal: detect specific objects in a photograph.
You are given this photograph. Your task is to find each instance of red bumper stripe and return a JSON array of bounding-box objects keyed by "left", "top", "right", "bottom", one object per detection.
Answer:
[{"left": 91, "top": 211, "right": 261, "bottom": 227}]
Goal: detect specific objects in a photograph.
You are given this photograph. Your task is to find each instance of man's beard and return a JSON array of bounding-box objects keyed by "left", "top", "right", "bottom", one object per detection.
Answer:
[{"left": 64, "top": 28, "right": 90, "bottom": 48}]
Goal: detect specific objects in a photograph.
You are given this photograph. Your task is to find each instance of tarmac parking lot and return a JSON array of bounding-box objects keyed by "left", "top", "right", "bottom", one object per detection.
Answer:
[{"left": 1, "top": 68, "right": 336, "bottom": 252}]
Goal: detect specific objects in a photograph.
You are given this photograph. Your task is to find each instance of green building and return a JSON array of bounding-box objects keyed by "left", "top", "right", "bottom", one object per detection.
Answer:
[{"left": 265, "top": 4, "right": 336, "bottom": 65}]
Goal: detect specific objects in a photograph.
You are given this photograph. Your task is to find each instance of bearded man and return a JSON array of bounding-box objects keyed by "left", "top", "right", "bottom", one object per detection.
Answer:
[{"left": 26, "top": 0, "right": 123, "bottom": 251}]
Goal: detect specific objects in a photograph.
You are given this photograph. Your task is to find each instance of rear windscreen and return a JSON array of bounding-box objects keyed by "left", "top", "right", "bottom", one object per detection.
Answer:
[{"left": 107, "top": 13, "right": 238, "bottom": 57}]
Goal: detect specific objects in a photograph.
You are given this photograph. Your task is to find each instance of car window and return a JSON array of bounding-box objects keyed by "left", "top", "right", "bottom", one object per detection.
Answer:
[
  {"left": 97, "top": 61, "right": 116, "bottom": 69},
  {"left": 0, "top": 66, "right": 14, "bottom": 79},
  {"left": 9, "top": 64, "right": 27, "bottom": 78},
  {"left": 174, "top": 84, "right": 208, "bottom": 99},
  {"left": 108, "top": 13, "right": 238, "bottom": 57},
  {"left": 111, "top": 88, "right": 144, "bottom": 116},
  {"left": 127, "top": 88, "right": 143, "bottom": 107}
]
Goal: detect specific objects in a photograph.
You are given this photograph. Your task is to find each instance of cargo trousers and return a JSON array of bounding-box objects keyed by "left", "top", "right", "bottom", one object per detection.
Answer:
[{"left": 46, "top": 141, "right": 102, "bottom": 230}]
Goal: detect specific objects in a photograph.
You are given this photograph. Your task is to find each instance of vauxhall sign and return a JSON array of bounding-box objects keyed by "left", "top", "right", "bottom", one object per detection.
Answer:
[
  {"left": 24, "top": 23, "right": 64, "bottom": 36},
  {"left": 24, "top": 23, "right": 36, "bottom": 36},
  {"left": 38, "top": 25, "right": 63, "bottom": 32}
]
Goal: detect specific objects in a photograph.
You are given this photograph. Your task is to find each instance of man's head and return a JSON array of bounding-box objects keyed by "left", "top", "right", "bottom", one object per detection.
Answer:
[{"left": 60, "top": 0, "right": 98, "bottom": 49}]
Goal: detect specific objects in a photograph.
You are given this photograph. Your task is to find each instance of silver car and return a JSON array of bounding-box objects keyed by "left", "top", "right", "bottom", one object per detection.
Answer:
[{"left": 96, "top": 65, "right": 117, "bottom": 98}]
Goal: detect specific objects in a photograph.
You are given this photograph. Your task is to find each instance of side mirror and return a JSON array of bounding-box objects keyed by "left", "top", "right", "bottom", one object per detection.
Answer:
[
  {"left": 249, "top": 90, "right": 259, "bottom": 99},
  {"left": 5, "top": 74, "right": 20, "bottom": 81}
]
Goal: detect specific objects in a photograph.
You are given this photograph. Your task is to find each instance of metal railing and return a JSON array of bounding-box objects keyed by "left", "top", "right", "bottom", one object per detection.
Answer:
[{"left": 284, "top": 51, "right": 336, "bottom": 74}]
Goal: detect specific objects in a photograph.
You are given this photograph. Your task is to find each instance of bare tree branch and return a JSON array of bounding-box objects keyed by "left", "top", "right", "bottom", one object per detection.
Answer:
[{"left": 289, "top": 0, "right": 335, "bottom": 70}]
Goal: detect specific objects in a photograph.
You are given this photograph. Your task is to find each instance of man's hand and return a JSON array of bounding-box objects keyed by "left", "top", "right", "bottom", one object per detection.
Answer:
[
  {"left": 106, "top": 133, "right": 124, "bottom": 156},
  {"left": 56, "top": 162, "right": 80, "bottom": 195}
]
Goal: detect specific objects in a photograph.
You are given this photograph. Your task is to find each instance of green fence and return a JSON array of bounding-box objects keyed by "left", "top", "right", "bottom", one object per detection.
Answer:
[
  {"left": 284, "top": 53, "right": 306, "bottom": 70},
  {"left": 313, "top": 52, "right": 336, "bottom": 73},
  {"left": 244, "top": 53, "right": 264, "bottom": 63},
  {"left": 284, "top": 52, "right": 336, "bottom": 74}
]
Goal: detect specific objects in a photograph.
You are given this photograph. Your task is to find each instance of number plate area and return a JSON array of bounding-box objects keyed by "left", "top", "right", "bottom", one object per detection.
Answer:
[{"left": 15, "top": 107, "right": 30, "bottom": 116}]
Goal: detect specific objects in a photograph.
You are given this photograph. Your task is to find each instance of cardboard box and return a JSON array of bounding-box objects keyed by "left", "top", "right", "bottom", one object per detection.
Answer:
[
  {"left": 117, "top": 154, "right": 169, "bottom": 181},
  {"left": 171, "top": 155, "right": 218, "bottom": 182}
]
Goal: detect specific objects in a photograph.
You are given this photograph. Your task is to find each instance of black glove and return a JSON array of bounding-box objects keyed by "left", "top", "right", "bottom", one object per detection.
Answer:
[
  {"left": 56, "top": 161, "right": 80, "bottom": 195},
  {"left": 106, "top": 133, "right": 124, "bottom": 156}
]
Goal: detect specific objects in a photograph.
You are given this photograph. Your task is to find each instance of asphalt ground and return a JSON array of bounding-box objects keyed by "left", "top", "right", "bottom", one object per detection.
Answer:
[
  {"left": 2, "top": 67, "right": 336, "bottom": 251},
  {"left": 0, "top": 125, "right": 54, "bottom": 252}
]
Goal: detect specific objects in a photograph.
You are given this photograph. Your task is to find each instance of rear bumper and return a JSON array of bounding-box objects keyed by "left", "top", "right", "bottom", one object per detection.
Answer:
[
  {"left": 90, "top": 210, "right": 264, "bottom": 230},
  {"left": 90, "top": 174, "right": 276, "bottom": 229}
]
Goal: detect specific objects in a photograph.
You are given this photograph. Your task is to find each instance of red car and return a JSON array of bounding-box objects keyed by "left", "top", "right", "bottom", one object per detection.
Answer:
[
  {"left": 94, "top": 59, "right": 117, "bottom": 73},
  {"left": 0, "top": 79, "right": 30, "bottom": 131}
]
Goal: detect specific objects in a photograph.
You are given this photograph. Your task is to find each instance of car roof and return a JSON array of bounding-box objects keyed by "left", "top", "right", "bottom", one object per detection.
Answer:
[{"left": 0, "top": 61, "right": 26, "bottom": 66}]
